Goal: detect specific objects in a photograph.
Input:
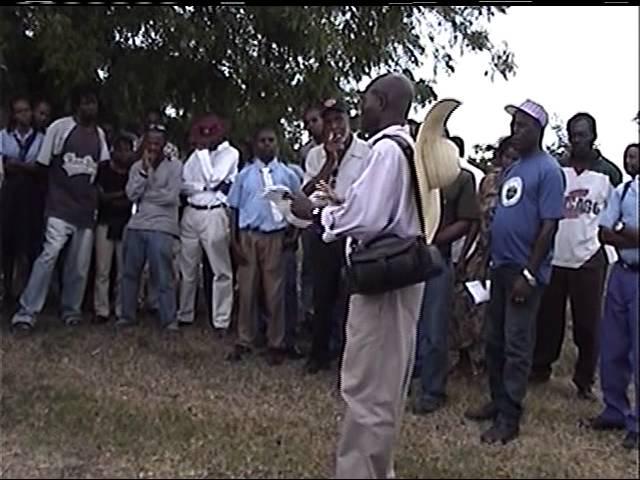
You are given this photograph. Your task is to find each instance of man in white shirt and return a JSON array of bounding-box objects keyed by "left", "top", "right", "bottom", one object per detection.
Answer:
[
  {"left": 302, "top": 97, "right": 371, "bottom": 374},
  {"left": 531, "top": 115, "right": 613, "bottom": 400},
  {"left": 292, "top": 73, "right": 422, "bottom": 479},
  {"left": 177, "top": 114, "right": 238, "bottom": 332}
]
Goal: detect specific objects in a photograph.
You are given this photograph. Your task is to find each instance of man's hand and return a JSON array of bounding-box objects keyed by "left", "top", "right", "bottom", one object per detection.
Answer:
[
  {"left": 316, "top": 180, "right": 342, "bottom": 205},
  {"left": 510, "top": 275, "right": 533, "bottom": 305},
  {"left": 290, "top": 191, "right": 315, "bottom": 220},
  {"left": 141, "top": 150, "right": 152, "bottom": 173},
  {"left": 324, "top": 132, "right": 344, "bottom": 162}
]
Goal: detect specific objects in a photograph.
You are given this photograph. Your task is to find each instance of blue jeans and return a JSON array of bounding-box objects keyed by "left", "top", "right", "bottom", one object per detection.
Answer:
[
  {"left": 120, "top": 229, "right": 177, "bottom": 326},
  {"left": 12, "top": 217, "right": 93, "bottom": 326},
  {"left": 416, "top": 259, "right": 453, "bottom": 402}
]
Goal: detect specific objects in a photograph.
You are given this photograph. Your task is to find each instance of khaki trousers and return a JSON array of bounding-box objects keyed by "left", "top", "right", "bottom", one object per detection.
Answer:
[
  {"left": 336, "top": 283, "right": 424, "bottom": 479},
  {"left": 236, "top": 230, "right": 286, "bottom": 350}
]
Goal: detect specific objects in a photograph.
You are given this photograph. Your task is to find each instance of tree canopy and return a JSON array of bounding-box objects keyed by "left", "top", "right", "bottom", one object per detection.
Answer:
[{"left": 0, "top": 6, "right": 515, "bottom": 155}]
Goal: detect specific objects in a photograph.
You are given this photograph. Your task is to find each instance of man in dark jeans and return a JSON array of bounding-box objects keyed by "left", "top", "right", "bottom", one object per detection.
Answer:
[
  {"left": 413, "top": 166, "right": 480, "bottom": 414},
  {"left": 302, "top": 98, "right": 371, "bottom": 374},
  {"left": 465, "top": 100, "right": 565, "bottom": 444}
]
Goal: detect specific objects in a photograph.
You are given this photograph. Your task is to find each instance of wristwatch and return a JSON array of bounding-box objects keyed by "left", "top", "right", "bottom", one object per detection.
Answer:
[
  {"left": 613, "top": 221, "right": 625, "bottom": 233},
  {"left": 521, "top": 268, "right": 537, "bottom": 288}
]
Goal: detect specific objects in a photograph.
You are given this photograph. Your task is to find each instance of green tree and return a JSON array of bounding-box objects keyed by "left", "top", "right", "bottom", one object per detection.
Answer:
[
  {"left": 546, "top": 114, "right": 569, "bottom": 162},
  {"left": 0, "top": 6, "right": 515, "bottom": 156}
]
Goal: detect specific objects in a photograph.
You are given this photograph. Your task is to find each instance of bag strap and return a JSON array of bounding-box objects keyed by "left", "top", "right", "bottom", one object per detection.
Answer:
[{"left": 373, "top": 134, "right": 425, "bottom": 236}]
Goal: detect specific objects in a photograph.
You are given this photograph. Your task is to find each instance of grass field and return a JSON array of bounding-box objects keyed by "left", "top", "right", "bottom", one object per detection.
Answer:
[{"left": 0, "top": 313, "right": 637, "bottom": 478}]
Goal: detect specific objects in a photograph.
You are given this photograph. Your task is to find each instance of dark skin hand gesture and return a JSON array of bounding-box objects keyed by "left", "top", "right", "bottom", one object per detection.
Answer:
[{"left": 290, "top": 191, "right": 316, "bottom": 220}]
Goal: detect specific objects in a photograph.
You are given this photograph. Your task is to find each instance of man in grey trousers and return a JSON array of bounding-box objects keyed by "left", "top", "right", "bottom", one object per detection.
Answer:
[{"left": 292, "top": 73, "right": 421, "bottom": 479}]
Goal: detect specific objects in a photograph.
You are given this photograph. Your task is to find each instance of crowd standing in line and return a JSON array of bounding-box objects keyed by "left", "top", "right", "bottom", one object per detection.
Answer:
[{"left": 1, "top": 76, "right": 638, "bottom": 479}]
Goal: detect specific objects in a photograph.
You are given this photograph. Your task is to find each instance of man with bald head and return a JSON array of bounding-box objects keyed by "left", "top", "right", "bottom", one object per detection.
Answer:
[{"left": 292, "top": 73, "right": 421, "bottom": 478}]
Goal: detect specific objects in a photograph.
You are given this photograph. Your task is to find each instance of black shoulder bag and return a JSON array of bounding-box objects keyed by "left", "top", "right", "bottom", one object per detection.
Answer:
[{"left": 344, "top": 135, "right": 444, "bottom": 295}]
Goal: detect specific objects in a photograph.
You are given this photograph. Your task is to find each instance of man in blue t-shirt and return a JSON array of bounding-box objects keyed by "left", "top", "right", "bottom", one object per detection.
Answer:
[{"left": 465, "top": 100, "right": 565, "bottom": 445}]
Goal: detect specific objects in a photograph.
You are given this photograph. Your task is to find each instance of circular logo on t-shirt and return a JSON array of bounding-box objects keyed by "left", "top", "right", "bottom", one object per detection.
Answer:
[{"left": 501, "top": 176, "right": 523, "bottom": 207}]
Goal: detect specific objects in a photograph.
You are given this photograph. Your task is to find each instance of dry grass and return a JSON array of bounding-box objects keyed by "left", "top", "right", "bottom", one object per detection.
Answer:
[{"left": 0, "top": 313, "right": 637, "bottom": 479}]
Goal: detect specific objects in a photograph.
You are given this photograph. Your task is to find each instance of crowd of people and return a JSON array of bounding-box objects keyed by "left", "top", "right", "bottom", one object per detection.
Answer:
[{"left": 0, "top": 75, "right": 638, "bottom": 478}]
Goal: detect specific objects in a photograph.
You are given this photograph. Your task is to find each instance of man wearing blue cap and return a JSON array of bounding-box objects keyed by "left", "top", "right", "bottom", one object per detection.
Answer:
[{"left": 465, "top": 100, "right": 565, "bottom": 444}]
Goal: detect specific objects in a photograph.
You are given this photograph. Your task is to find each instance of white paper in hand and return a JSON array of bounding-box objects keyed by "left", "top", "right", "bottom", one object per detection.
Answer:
[
  {"left": 465, "top": 280, "right": 491, "bottom": 305},
  {"left": 263, "top": 186, "right": 312, "bottom": 229}
]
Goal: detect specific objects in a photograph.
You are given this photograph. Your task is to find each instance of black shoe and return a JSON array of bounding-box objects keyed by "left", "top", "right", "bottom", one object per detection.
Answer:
[
  {"left": 115, "top": 318, "right": 137, "bottom": 329},
  {"left": 212, "top": 328, "right": 228, "bottom": 339},
  {"left": 622, "top": 431, "right": 639, "bottom": 450},
  {"left": 529, "top": 369, "right": 551, "bottom": 384},
  {"left": 163, "top": 321, "right": 180, "bottom": 333},
  {"left": 465, "top": 402, "right": 498, "bottom": 422},
  {"left": 587, "top": 415, "right": 626, "bottom": 431},
  {"left": 267, "top": 348, "right": 286, "bottom": 366},
  {"left": 481, "top": 420, "right": 519, "bottom": 445},
  {"left": 576, "top": 386, "right": 597, "bottom": 402},
  {"left": 226, "top": 345, "right": 251, "bottom": 362},
  {"left": 94, "top": 315, "right": 110, "bottom": 324},
  {"left": 285, "top": 345, "right": 305, "bottom": 360},
  {"left": 413, "top": 397, "right": 446, "bottom": 415},
  {"left": 64, "top": 316, "right": 82, "bottom": 327},
  {"left": 305, "top": 358, "right": 331, "bottom": 375},
  {"left": 573, "top": 381, "right": 597, "bottom": 401},
  {"left": 11, "top": 321, "right": 33, "bottom": 335}
]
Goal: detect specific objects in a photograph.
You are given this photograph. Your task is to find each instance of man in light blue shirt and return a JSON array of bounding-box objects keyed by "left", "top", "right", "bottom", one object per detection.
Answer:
[
  {"left": 227, "top": 127, "right": 301, "bottom": 366},
  {"left": 590, "top": 143, "right": 639, "bottom": 451}
]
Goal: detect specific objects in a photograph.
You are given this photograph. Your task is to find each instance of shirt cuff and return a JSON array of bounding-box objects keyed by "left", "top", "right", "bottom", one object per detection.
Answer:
[
  {"left": 320, "top": 206, "right": 339, "bottom": 243},
  {"left": 139, "top": 169, "right": 149, "bottom": 179}
]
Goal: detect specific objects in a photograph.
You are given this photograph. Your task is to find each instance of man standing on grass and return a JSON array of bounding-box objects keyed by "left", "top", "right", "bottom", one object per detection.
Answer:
[
  {"left": 299, "top": 105, "right": 325, "bottom": 332},
  {"left": 588, "top": 143, "right": 639, "bottom": 451},
  {"left": 226, "top": 127, "right": 301, "bottom": 366},
  {"left": 413, "top": 158, "right": 480, "bottom": 414},
  {"left": 531, "top": 113, "right": 614, "bottom": 399},
  {"left": 292, "top": 73, "right": 422, "bottom": 479},
  {"left": 93, "top": 135, "right": 135, "bottom": 323},
  {"left": 465, "top": 100, "right": 565, "bottom": 445},
  {"left": 11, "top": 85, "right": 110, "bottom": 332},
  {"left": 117, "top": 125, "right": 182, "bottom": 331},
  {"left": 177, "top": 114, "right": 238, "bottom": 334},
  {"left": 302, "top": 97, "right": 371, "bottom": 375}
]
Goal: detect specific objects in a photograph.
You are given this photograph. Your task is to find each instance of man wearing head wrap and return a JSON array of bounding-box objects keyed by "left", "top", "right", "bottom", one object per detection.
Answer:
[{"left": 177, "top": 114, "right": 238, "bottom": 332}]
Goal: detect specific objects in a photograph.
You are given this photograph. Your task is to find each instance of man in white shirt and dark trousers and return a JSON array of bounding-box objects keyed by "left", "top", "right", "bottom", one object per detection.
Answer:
[
  {"left": 302, "top": 98, "right": 371, "bottom": 374},
  {"left": 531, "top": 113, "right": 614, "bottom": 399},
  {"left": 177, "top": 114, "right": 238, "bottom": 333}
]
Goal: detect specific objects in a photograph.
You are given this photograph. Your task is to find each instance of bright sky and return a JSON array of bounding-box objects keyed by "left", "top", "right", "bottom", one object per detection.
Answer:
[{"left": 413, "top": 5, "right": 639, "bottom": 169}]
